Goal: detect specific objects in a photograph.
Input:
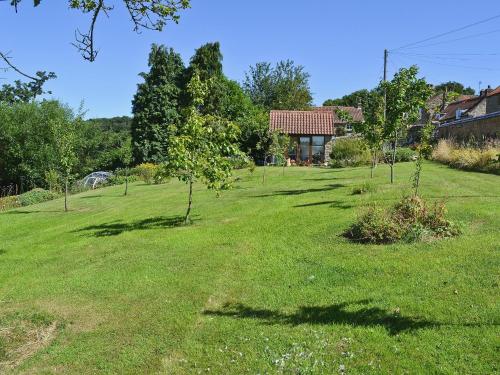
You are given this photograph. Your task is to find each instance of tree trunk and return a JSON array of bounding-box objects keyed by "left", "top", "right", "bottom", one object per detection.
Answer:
[
  {"left": 262, "top": 156, "right": 267, "bottom": 184},
  {"left": 64, "top": 177, "right": 68, "bottom": 212},
  {"left": 184, "top": 180, "right": 193, "bottom": 224},
  {"left": 124, "top": 167, "right": 129, "bottom": 196},
  {"left": 390, "top": 136, "right": 397, "bottom": 184},
  {"left": 370, "top": 150, "right": 376, "bottom": 179}
]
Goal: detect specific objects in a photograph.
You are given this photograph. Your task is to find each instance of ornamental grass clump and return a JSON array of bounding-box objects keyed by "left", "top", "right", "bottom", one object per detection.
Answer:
[
  {"left": 344, "top": 195, "right": 460, "bottom": 244},
  {"left": 432, "top": 140, "right": 499, "bottom": 174}
]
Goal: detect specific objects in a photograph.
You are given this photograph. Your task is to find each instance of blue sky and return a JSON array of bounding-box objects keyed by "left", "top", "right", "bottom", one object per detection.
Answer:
[{"left": 1, "top": 0, "right": 499, "bottom": 118}]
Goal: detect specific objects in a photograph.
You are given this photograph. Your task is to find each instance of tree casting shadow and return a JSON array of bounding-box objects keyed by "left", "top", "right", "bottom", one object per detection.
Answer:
[
  {"left": 75, "top": 215, "right": 188, "bottom": 237},
  {"left": 203, "top": 300, "right": 439, "bottom": 335},
  {"left": 255, "top": 184, "right": 345, "bottom": 197}
]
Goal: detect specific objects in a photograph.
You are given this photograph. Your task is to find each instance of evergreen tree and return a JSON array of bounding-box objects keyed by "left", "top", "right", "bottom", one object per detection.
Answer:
[
  {"left": 186, "top": 42, "right": 223, "bottom": 82},
  {"left": 131, "top": 44, "right": 185, "bottom": 163}
]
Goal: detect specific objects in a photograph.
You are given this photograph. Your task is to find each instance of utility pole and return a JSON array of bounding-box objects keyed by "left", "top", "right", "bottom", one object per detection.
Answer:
[
  {"left": 383, "top": 48, "right": 395, "bottom": 183},
  {"left": 383, "top": 49, "right": 388, "bottom": 82}
]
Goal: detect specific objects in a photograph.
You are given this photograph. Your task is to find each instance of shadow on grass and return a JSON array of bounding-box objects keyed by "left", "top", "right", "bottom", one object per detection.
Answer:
[
  {"left": 4, "top": 209, "right": 62, "bottom": 214},
  {"left": 255, "top": 184, "right": 345, "bottom": 197},
  {"left": 294, "top": 200, "right": 353, "bottom": 209},
  {"left": 203, "top": 300, "right": 438, "bottom": 335},
  {"left": 75, "top": 215, "right": 189, "bottom": 237},
  {"left": 79, "top": 195, "right": 104, "bottom": 199},
  {"left": 0, "top": 249, "right": 6, "bottom": 255},
  {"left": 302, "top": 177, "right": 350, "bottom": 181}
]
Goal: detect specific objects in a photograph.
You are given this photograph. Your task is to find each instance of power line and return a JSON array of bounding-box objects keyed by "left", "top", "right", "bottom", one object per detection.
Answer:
[
  {"left": 413, "top": 52, "right": 500, "bottom": 56},
  {"left": 393, "top": 52, "right": 473, "bottom": 61},
  {"left": 400, "top": 28, "right": 500, "bottom": 50},
  {"left": 395, "top": 53, "right": 500, "bottom": 71},
  {"left": 390, "top": 13, "right": 500, "bottom": 51}
]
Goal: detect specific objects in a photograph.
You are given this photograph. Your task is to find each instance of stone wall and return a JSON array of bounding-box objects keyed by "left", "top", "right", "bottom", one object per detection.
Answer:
[
  {"left": 487, "top": 95, "right": 500, "bottom": 114},
  {"left": 437, "top": 112, "right": 500, "bottom": 141},
  {"left": 324, "top": 136, "right": 333, "bottom": 163},
  {"left": 468, "top": 97, "right": 487, "bottom": 118}
]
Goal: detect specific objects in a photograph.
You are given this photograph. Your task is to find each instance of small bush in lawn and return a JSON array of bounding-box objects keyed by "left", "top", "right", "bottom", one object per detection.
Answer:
[
  {"left": 344, "top": 195, "right": 460, "bottom": 244},
  {"left": 344, "top": 206, "right": 403, "bottom": 244},
  {"left": 423, "top": 201, "right": 461, "bottom": 238},
  {"left": 351, "top": 181, "right": 376, "bottom": 195},
  {"left": 329, "top": 138, "right": 370, "bottom": 168},
  {"left": 17, "top": 189, "right": 59, "bottom": 207},
  {"left": 393, "top": 195, "right": 426, "bottom": 225}
]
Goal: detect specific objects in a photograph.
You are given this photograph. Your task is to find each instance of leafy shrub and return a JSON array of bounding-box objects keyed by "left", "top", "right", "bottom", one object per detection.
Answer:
[
  {"left": 384, "top": 147, "right": 416, "bottom": 163},
  {"left": 344, "top": 206, "right": 403, "bottom": 244},
  {"left": 17, "top": 189, "right": 59, "bottom": 207},
  {"left": 152, "top": 164, "right": 170, "bottom": 185},
  {"left": 393, "top": 195, "right": 426, "bottom": 225},
  {"left": 329, "top": 138, "right": 370, "bottom": 168},
  {"left": 133, "top": 163, "right": 168, "bottom": 184},
  {"left": 422, "top": 201, "right": 461, "bottom": 238},
  {"left": 231, "top": 155, "right": 255, "bottom": 170},
  {"left": 106, "top": 174, "right": 140, "bottom": 186},
  {"left": 344, "top": 195, "right": 460, "bottom": 244},
  {"left": 44, "top": 169, "right": 62, "bottom": 193},
  {"left": 0, "top": 196, "right": 20, "bottom": 212},
  {"left": 351, "top": 181, "right": 376, "bottom": 195},
  {"left": 432, "top": 140, "right": 499, "bottom": 174}
]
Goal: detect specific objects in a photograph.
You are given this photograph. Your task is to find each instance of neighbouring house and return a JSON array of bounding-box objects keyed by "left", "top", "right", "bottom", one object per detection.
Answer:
[
  {"left": 407, "top": 93, "right": 448, "bottom": 143},
  {"left": 437, "top": 86, "right": 500, "bottom": 141},
  {"left": 486, "top": 86, "right": 500, "bottom": 114},
  {"left": 269, "top": 106, "right": 363, "bottom": 164},
  {"left": 407, "top": 93, "right": 476, "bottom": 143}
]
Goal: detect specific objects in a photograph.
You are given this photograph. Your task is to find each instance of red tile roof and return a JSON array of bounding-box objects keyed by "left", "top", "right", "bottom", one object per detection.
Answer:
[
  {"left": 269, "top": 106, "right": 363, "bottom": 135},
  {"left": 270, "top": 110, "right": 334, "bottom": 135},
  {"left": 320, "top": 106, "right": 364, "bottom": 123},
  {"left": 440, "top": 96, "right": 484, "bottom": 122},
  {"left": 487, "top": 86, "right": 500, "bottom": 97}
]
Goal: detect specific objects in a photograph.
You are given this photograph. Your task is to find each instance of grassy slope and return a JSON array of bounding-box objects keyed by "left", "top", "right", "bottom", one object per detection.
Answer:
[{"left": 0, "top": 162, "right": 498, "bottom": 374}]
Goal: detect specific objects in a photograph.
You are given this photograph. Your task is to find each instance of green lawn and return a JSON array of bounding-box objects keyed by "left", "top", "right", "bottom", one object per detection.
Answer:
[{"left": 0, "top": 162, "right": 499, "bottom": 374}]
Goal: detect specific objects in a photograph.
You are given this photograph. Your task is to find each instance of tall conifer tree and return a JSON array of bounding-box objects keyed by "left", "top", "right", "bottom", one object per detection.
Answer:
[{"left": 131, "top": 44, "right": 185, "bottom": 163}]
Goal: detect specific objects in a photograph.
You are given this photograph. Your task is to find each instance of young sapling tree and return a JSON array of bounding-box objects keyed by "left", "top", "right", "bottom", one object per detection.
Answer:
[
  {"left": 269, "top": 131, "right": 290, "bottom": 175},
  {"left": 52, "top": 117, "right": 77, "bottom": 212},
  {"left": 382, "top": 66, "right": 432, "bottom": 183},
  {"left": 119, "top": 142, "right": 133, "bottom": 196},
  {"left": 166, "top": 72, "right": 242, "bottom": 224},
  {"left": 357, "top": 90, "right": 384, "bottom": 178}
]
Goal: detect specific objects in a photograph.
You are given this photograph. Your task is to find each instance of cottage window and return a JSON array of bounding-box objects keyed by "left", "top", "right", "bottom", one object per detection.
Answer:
[
  {"left": 311, "top": 136, "right": 325, "bottom": 163},
  {"left": 299, "top": 137, "right": 311, "bottom": 162},
  {"left": 297, "top": 136, "right": 326, "bottom": 164}
]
